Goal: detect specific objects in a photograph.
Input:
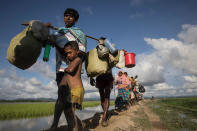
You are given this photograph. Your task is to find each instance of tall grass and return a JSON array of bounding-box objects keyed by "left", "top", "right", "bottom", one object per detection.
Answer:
[
  {"left": 0, "top": 101, "right": 114, "bottom": 120},
  {"left": 0, "top": 102, "right": 54, "bottom": 120}
]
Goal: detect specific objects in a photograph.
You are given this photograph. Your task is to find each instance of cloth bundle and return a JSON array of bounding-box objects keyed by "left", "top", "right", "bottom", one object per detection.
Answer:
[
  {"left": 115, "top": 50, "right": 125, "bottom": 69},
  {"left": 86, "top": 46, "right": 120, "bottom": 77},
  {"left": 7, "top": 20, "right": 49, "bottom": 70},
  {"left": 85, "top": 48, "right": 108, "bottom": 77}
]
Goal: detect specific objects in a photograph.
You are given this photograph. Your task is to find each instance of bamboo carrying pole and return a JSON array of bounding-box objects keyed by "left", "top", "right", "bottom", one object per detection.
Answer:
[
  {"left": 22, "top": 22, "right": 99, "bottom": 41},
  {"left": 22, "top": 21, "right": 100, "bottom": 62}
]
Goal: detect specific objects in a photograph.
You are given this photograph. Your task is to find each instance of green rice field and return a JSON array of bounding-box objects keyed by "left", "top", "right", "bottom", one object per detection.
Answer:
[
  {"left": 0, "top": 101, "right": 114, "bottom": 120},
  {"left": 149, "top": 97, "right": 197, "bottom": 131}
]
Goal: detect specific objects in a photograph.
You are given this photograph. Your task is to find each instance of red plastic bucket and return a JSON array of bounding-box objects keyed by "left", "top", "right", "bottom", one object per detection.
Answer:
[{"left": 125, "top": 52, "right": 136, "bottom": 68}]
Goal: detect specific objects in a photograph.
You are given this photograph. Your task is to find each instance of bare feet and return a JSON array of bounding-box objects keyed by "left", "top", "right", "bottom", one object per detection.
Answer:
[{"left": 101, "top": 120, "right": 108, "bottom": 127}]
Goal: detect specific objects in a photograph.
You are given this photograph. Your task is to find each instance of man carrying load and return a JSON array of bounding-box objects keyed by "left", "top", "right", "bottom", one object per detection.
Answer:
[{"left": 44, "top": 8, "right": 86, "bottom": 131}]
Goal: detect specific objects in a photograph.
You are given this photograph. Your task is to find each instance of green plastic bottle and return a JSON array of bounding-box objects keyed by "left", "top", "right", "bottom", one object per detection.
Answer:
[{"left": 43, "top": 44, "right": 51, "bottom": 62}]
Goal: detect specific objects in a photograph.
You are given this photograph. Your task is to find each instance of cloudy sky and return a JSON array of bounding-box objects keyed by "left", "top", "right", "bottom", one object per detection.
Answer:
[{"left": 0, "top": 0, "right": 197, "bottom": 100}]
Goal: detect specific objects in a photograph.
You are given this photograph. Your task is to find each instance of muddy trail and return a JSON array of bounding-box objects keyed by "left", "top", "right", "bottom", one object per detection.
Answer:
[{"left": 54, "top": 99, "right": 168, "bottom": 131}]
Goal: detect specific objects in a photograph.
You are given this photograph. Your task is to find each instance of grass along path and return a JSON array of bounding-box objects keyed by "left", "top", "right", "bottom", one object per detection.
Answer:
[
  {"left": 143, "top": 102, "right": 168, "bottom": 131},
  {"left": 149, "top": 98, "right": 197, "bottom": 131},
  {"left": 0, "top": 101, "right": 114, "bottom": 120}
]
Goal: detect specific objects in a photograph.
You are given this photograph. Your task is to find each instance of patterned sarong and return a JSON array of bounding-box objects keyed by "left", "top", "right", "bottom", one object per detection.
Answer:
[{"left": 118, "top": 88, "right": 129, "bottom": 101}]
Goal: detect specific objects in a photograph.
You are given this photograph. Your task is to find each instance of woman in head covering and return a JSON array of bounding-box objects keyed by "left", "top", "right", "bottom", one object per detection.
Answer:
[{"left": 115, "top": 71, "right": 130, "bottom": 109}]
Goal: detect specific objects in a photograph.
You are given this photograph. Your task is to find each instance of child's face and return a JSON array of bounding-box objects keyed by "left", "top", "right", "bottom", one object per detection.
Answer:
[
  {"left": 64, "top": 14, "right": 76, "bottom": 27},
  {"left": 64, "top": 47, "right": 78, "bottom": 61}
]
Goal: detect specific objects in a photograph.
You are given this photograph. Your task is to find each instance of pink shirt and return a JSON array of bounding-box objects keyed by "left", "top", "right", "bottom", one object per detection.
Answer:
[{"left": 116, "top": 75, "right": 130, "bottom": 88}]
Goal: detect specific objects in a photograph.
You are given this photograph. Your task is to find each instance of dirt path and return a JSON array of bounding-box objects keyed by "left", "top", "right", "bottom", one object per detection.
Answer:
[
  {"left": 84, "top": 100, "right": 169, "bottom": 131},
  {"left": 142, "top": 101, "right": 168, "bottom": 131},
  {"left": 57, "top": 100, "right": 169, "bottom": 131}
]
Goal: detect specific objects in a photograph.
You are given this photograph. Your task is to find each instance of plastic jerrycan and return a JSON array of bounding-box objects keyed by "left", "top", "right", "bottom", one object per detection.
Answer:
[
  {"left": 124, "top": 51, "right": 136, "bottom": 68},
  {"left": 103, "top": 39, "right": 118, "bottom": 55}
]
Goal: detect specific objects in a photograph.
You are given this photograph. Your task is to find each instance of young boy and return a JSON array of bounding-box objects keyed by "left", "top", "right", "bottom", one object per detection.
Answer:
[
  {"left": 59, "top": 41, "right": 85, "bottom": 130},
  {"left": 44, "top": 8, "right": 86, "bottom": 131}
]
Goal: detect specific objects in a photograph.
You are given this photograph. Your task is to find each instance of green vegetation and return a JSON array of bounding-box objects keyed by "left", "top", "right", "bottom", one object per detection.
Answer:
[
  {"left": 0, "top": 102, "right": 54, "bottom": 120},
  {"left": 149, "top": 97, "right": 197, "bottom": 131},
  {"left": 0, "top": 101, "right": 114, "bottom": 120}
]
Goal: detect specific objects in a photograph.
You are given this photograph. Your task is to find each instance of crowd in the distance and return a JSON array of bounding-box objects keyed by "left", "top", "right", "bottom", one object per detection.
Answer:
[{"left": 115, "top": 71, "right": 143, "bottom": 110}]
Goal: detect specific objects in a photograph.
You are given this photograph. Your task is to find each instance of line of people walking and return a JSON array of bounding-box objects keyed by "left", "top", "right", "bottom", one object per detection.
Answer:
[{"left": 115, "top": 71, "right": 143, "bottom": 111}]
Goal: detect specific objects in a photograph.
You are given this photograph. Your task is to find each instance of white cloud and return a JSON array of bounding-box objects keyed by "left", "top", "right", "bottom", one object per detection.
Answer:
[
  {"left": 28, "top": 60, "right": 55, "bottom": 80},
  {"left": 0, "top": 69, "right": 99, "bottom": 100},
  {"left": 122, "top": 52, "right": 165, "bottom": 86},
  {"left": 186, "top": 88, "right": 193, "bottom": 93},
  {"left": 178, "top": 24, "right": 197, "bottom": 44},
  {"left": 144, "top": 37, "right": 197, "bottom": 75},
  {"left": 122, "top": 24, "right": 197, "bottom": 97},
  {"left": 183, "top": 75, "right": 197, "bottom": 83},
  {"left": 0, "top": 69, "right": 57, "bottom": 100},
  {"left": 152, "top": 83, "right": 174, "bottom": 91},
  {"left": 29, "top": 77, "right": 42, "bottom": 86}
]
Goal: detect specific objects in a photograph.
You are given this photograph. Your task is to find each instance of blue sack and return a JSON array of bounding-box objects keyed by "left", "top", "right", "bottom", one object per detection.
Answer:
[{"left": 53, "top": 32, "right": 69, "bottom": 48}]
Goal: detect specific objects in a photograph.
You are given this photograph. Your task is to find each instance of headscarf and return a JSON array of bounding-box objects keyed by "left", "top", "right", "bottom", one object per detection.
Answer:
[{"left": 116, "top": 71, "right": 130, "bottom": 88}]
